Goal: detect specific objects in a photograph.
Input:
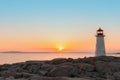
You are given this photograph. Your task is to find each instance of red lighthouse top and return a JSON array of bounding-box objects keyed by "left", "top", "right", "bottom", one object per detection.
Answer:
[{"left": 96, "top": 28, "right": 105, "bottom": 36}]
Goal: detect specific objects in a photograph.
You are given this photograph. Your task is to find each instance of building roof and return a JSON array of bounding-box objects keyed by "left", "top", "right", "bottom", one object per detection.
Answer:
[{"left": 97, "top": 28, "right": 103, "bottom": 31}]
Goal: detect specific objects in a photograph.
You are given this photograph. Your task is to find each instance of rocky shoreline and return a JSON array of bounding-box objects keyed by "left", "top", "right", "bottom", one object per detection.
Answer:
[{"left": 0, "top": 56, "right": 120, "bottom": 80}]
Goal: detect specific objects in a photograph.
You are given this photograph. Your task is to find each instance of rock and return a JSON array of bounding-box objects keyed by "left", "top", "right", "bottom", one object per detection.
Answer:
[
  {"left": 108, "top": 62, "right": 120, "bottom": 72},
  {"left": 73, "top": 58, "right": 82, "bottom": 63},
  {"left": 13, "top": 72, "right": 33, "bottom": 79},
  {"left": 29, "top": 76, "right": 68, "bottom": 80},
  {"left": 96, "top": 56, "right": 115, "bottom": 62},
  {"left": 38, "top": 70, "right": 48, "bottom": 76},
  {"left": 41, "top": 64, "right": 54, "bottom": 71},
  {"left": 78, "top": 63, "right": 94, "bottom": 72},
  {"left": 113, "top": 72, "right": 120, "bottom": 80},
  {"left": 50, "top": 58, "right": 68, "bottom": 65},
  {"left": 95, "top": 61, "right": 120, "bottom": 79},
  {"left": 0, "top": 64, "right": 11, "bottom": 73},
  {"left": 47, "top": 65, "right": 78, "bottom": 77},
  {"left": 81, "top": 56, "right": 115, "bottom": 64},
  {"left": 1, "top": 71, "right": 12, "bottom": 78},
  {"left": 21, "top": 63, "right": 41, "bottom": 73},
  {"left": 95, "top": 61, "right": 110, "bottom": 72},
  {"left": 0, "top": 56, "right": 120, "bottom": 80},
  {"left": 0, "top": 77, "right": 4, "bottom": 80},
  {"left": 6, "top": 76, "right": 15, "bottom": 80},
  {"left": 95, "top": 61, "right": 115, "bottom": 78},
  {"left": 67, "top": 58, "right": 74, "bottom": 62},
  {"left": 67, "top": 77, "right": 94, "bottom": 80}
]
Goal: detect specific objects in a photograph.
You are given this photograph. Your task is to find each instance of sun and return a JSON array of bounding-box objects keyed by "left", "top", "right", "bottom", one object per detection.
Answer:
[{"left": 58, "top": 46, "right": 64, "bottom": 52}]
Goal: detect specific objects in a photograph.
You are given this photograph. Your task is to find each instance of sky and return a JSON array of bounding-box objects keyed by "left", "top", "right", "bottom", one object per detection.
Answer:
[{"left": 0, "top": 0, "right": 120, "bottom": 52}]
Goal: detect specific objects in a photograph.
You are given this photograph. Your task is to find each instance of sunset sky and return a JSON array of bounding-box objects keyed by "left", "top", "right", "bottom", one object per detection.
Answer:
[{"left": 0, "top": 0, "right": 120, "bottom": 52}]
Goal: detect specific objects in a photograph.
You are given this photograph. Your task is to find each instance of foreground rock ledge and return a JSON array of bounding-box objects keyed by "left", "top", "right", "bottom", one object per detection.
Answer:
[{"left": 0, "top": 56, "right": 120, "bottom": 80}]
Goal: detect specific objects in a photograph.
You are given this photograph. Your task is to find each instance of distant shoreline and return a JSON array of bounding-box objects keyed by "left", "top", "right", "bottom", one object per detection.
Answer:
[{"left": 0, "top": 51, "right": 91, "bottom": 53}]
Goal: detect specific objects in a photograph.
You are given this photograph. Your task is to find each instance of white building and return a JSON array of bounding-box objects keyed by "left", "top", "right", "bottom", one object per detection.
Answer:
[{"left": 95, "top": 28, "right": 106, "bottom": 56}]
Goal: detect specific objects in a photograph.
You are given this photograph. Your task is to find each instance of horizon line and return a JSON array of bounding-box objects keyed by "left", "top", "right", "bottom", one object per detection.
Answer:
[{"left": 0, "top": 51, "right": 91, "bottom": 53}]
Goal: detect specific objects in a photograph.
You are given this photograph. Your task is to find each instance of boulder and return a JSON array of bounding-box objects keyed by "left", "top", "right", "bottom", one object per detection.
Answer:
[
  {"left": 77, "top": 63, "right": 94, "bottom": 72},
  {"left": 0, "top": 56, "right": 120, "bottom": 80},
  {"left": 0, "top": 77, "right": 4, "bottom": 80},
  {"left": 108, "top": 62, "right": 120, "bottom": 72},
  {"left": 29, "top": 76, "right": 67, "bottom": 80},
  {"left": 41, "top": 64, "right": 54, "bottom": 71},
  {"left": 47, "top": 65, "right": 78, "bottom": 77},
  {"left": 113, "top": 72, "right": 120, "bottom": 80},
  {"left": 13, "top": 72, "right": 33, "bottom": 79},
  {"left": 50, "top": 58, "right": 68, "bottom": 65}
]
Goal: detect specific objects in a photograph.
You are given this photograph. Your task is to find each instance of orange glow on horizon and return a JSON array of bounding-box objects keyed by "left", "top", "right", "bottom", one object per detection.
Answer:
[{"left": 0, "top": 36, "right": 119, "bottom": 52}]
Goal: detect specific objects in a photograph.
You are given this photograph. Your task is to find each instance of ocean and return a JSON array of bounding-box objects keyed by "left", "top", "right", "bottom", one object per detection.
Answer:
[{"left": 0, "top": 52, "right": 119, "bottom": 64}]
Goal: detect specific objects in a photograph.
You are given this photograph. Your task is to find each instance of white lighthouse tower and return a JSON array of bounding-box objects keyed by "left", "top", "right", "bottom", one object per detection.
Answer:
[{"left": 95, "top": 28, "right": 106, "bottom": 56}]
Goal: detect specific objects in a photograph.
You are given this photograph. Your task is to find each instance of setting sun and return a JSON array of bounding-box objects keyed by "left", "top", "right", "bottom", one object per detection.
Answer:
[{"left": 58, "top": 46, "right": 64, "bottom": 52}]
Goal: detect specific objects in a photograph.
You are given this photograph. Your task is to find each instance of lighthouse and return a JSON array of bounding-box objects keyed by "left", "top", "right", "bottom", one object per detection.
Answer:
[{"left": 95, "top": 28, "right": 106, "bottom": 56}]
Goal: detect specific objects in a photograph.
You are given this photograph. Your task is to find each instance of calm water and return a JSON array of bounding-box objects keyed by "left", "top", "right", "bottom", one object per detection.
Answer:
[{"left": 0, "top": 52, "right": 119, "bottom": 64}]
